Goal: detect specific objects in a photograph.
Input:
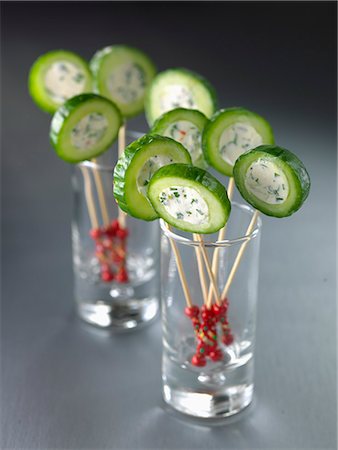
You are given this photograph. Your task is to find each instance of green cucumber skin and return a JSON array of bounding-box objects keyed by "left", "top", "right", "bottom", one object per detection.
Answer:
[
  {"left": 148, "top": 163, "right": 231, "bottom": 233},
  {"left": 233, "top": 145, "right": 310, "bottom": 218},
  {"left": 28, "top": 50, "right": 92, "bottom": 114},
  {"left": 113, "top": 139, "right": 148, "bottom": 218},
  {"left": 50, "top": 93, "right": 122, "bottom": 163},
  {"left": 151, "top": 108, "right": 208, "bottom": 134},
  {"left": 90, "top": 45, "right": 156, "bottom": 118},
  {"left": 113, "top": 134, "right": 192, "bottom": 221},
  {"left": 202, "top": 107, "right": 275, "bottom": 176},
  {"left": 145, "top": 68, "right": 218, "bottom": 126}
]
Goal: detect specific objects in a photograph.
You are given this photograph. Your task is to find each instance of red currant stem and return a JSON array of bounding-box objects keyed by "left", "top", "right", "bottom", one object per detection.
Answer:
[
  {"left": 80, "top": 166, "right": 99, "bottom": 230},
  {"left": 92, "top": 158, "right": 110, "bottom": 227},
  {"left": 207, "top": 177, "right": 235, "bottom": 307},
  {"left": 221, "top": 210, "right": 260, "bottom": 300}
]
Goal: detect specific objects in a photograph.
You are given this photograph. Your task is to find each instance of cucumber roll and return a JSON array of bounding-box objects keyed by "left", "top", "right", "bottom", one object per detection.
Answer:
[
  {"left": 233, "top": 145, "right": 310, "bottom": 217},
  {"left": 90, "top": 45, "right": 156, "bottom": 117},
  {"left": 113, "top": 135, "right": 192, "bottom": 221},
  {"left": 148, "top": 164, "right": 231, "bottom": 234},
  {"left": 151, "top": 108, "right": 209, "bottom": 169},
  {"left": 202, "top": 107, "right": 274, "bottom": 176},
  {"left": 145, "top": 68, "right": 217, "bottom": 126},
  {"left": 50, "top": 93, "right": 122, "bottom": 163},
  {"left": 29, "top": 50, "right": 92, "bottom": 114}
]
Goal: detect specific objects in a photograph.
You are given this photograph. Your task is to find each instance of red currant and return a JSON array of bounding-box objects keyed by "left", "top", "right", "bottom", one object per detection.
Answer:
[
  {"left": 102, "top": 238, "right": 113, "bottom": 249},
  {"left": 222, "top": 333, "right": 234, "bottom": 346},
  {"left": 209, "top": 348, "right": 223, "bottom": 362},
  {"left": 113, "top": 254, "right": 124, "bottom": 264},
  {"left": 106, "top": 219, "right": 120, "bottom": 237},
  {"left": 184, "top": 305, "right": 199, "bottom": 318},
  {"left": 116, "top": 267, "right": 128, "bottom": 283},
  {"left": 191, "top": 354, "right": 206, "bottom": 367},
  {"left": 101, "top": 270, "right": 114, "bottom": 282},
  {"left": 116, "top": 228, "right": 129, "bottom": 240},
  {"left": 89, "top": 228, "right": 102, "bottom": 240}
]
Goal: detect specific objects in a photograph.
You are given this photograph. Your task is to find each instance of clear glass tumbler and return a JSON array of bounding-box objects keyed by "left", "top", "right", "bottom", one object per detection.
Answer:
[
  {"left": 72, "top": 131, "right": 159, "bottom": 329},
  {"left": 161, "top": 203, "right": 261, "bottom": 418}
]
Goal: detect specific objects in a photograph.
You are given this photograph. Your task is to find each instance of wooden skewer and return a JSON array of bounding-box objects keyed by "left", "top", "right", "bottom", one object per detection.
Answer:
[
  {"left": 117, "top": 124, "right": 127, "bottom": 229},
  {"left": 92, "top": 159, "right": 110, "bottom": 226},
  {"left": 80, "top": 166, "right": 99, "bottom": 230},
  {"left": 206, "top": 177, "right": 235, "bottom": 306},
  {"left": 193, "top": 234, "right": 208, "bottom": 304},
  {"left": 195, "top": 234, "right": 221, "bottom": 308},
  {"left": 166, "top": 224, "right": 193, "bottom": 307},
  {"left": 221, "top": 210, "right": 260, "bottom": 300}
]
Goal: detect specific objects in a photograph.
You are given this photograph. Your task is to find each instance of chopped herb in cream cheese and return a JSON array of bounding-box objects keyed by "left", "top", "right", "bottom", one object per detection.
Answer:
[
  {"left": 71, "top": 113, "right": 108, "bottom": 150},
  {"left": 159, "top": 186, "right": 209, "bottom": 225},
  {"left": 164, "top": 121, "right": 202, "bottom": 165},
  {"left": 244, "top": 158, "right": 289, "bottom": 204},
  {"left": 137, "top": 155, "right": 174, "bottom": 195},
  {"left": 159, "top": 85, "right": 196, "bottom": 115},
  {"left": 44, "top": 61, "right": 86, "bottom": 103},
  {"left": 107, "top": 63, "right": 146, "bottom": 104},
  {"left": 219, "top": 122, "right": 263, "bottom": 167}
]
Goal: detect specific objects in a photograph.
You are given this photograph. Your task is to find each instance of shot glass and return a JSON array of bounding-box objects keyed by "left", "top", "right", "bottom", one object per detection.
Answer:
[
  {"left": 161, "top": 203, "right": 261, "bottom": 418},
  {"left": 72, "top": 131, "right": 159, "bottom": 329}
]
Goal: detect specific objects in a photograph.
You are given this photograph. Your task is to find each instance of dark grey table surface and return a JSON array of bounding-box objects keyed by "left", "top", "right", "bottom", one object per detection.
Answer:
[{"left": 2, "top": 3, "right": 337, "bottom": 449}]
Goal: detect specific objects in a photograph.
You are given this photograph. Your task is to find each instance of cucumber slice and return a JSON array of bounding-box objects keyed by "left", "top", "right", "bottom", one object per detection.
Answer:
[
  {"left": 145, "top": 68, "right": 217, "bottom": 126},
  {"left": 202, "top": 107, "right": 274, "bottom": 176},
  {"left": 233, "top": 145, "right": 310, "bottom": 217},
  {"left": 151, "top": 108, "right": 209, "bottom": 169},
  {"left": 113, "top": 135, "right": 192, "bottom": 221},
  {"left": 148, "top": 164, "right": 231, "bottom": 234},
  {"left": 28, "top": 50, "right": 92, "bottom": 114},
  {"left": 50, "top": 93, "right": 122, "bottom": 163},
  {"left": 90, "top": 45, "right": 156, "bottom": 118}
]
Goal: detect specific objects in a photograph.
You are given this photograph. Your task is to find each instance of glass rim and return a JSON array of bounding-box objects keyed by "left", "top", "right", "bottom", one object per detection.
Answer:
[
  {"left": 78, "top": 130, "right": 144, "bottom": 171},
  {"left": 159, "top": 202, "right": 262, "bottom": 247}
]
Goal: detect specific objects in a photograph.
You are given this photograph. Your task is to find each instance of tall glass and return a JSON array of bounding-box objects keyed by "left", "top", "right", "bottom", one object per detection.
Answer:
[
  {"left": 161, "top": 203, "right": 261, "bottom": 418},
  {"left": 72, "top": 131, "right": 159, "bottom": 329}
]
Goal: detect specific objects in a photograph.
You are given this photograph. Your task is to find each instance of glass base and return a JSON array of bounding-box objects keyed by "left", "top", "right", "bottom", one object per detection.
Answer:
[
  {"left": 162, "top": 335, "right": 254, "bottom": 418},
  {"left": 163, "top": 382, "right": 253, "bottom": 419},
  {"left": 77, "top": 296, "right": 158, "bottom": 329}
]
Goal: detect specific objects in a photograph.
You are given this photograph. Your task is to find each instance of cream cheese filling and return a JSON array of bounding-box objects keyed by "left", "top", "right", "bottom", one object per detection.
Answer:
[
  {"left": 71, "top": 113, "right": 108, "bottom": 150},
  {"left": 164, "top": 121, "right": 202, "bottom": 165},
  {"left": 137, "top": 155, "right": 174, "bottom": 196},
  {"left": 45, "top": 61, "right": 86, "bottom": 103},
  {"left": 159, "top": 85, "right": 196, "bottom": 115},
  {"left": 244, "top": 158, "right": 289, "bottom": 204},
  {"left": 219, "top": 122, "right": 263, "bottom": 167},
  {"left": 159, "top": 186, "right": 209, "bottom": 225},
  {"left": 107, "top": 62, "right": 146, "bottom": 104}
]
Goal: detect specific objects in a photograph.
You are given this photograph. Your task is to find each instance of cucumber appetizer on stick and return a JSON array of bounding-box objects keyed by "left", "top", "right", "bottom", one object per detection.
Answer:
[
  {"left": 151, "top": 108, "right": 209, "bottom": 169},
  {"left": 29, "top": 50, "right": 92, "bottom": 114},
  {"left": 50, "top": 93, "right": 122, "bottom": 163},
  {"left": 233, "top": 145, "right": 310, "bottom": 218},
  {"left": 148, "top": 163, "right": 231, "bottom": 234},
  {"left": 203, "top": 107, "right": 274, "bottom": 176},
  {"left": 113, "top": 134, "right": 192, "bottom": 221},
  {"left": 90, "top": 45, "right": 156, "bottom": 118},
  {"left": 145, "top": 68, "right": 217, "bottom": 126}
]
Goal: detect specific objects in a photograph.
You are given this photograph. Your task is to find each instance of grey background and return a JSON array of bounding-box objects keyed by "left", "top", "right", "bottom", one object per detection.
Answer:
[{"left": 1, "top": 2, "right": 337, "bottom": 449}]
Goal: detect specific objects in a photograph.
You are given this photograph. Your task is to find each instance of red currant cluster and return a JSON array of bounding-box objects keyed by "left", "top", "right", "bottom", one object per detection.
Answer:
[
  {"left": 184, "top": 298, "right": 234, "bottom": 367},
  {"left": 89, "top": 219, "right": 129, "bottom": 283}
]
